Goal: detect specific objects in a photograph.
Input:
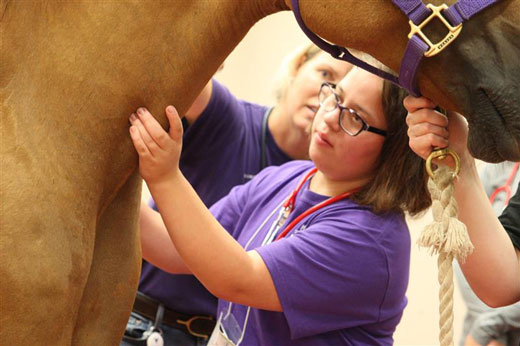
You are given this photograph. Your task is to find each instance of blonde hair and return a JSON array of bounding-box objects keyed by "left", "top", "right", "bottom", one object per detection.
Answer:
[
  {"left": 272, "top": 44, "right": 391, "bottom": 102},
  {"left": 271, "top": 43, "right": 323, "bottom": 102}
]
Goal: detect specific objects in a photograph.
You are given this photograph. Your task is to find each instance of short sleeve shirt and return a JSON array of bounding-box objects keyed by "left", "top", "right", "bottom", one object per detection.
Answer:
[{"left": 210, "top": 161, "right": 411, "bottom": 345}]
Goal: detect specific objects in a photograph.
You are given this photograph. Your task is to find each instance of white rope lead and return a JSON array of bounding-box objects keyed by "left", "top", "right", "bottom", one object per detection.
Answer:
[{"left": 419, "top": 161, "right": 474, "bottom": 346}]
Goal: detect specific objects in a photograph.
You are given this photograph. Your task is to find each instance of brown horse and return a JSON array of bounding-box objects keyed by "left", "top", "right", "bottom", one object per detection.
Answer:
[{"left": 1, "top": 0, "right": 519, "bottom": 344}]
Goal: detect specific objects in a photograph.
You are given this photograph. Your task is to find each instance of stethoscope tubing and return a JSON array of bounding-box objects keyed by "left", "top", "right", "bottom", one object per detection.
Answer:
[{"left": 489, "top": 162, "right": 519, "bottom": 205}]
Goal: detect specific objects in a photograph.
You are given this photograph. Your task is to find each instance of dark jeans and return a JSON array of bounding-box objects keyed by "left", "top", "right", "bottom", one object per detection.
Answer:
[{"left": 120, "top": 312, "right": 208, "bottom": 346}]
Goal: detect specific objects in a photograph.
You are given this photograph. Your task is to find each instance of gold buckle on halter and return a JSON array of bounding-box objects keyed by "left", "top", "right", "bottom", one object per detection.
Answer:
[
  {"left": 408, "top": 4, "right": 463, "bottom": 58},
  {"left": 426, "top": 148, "right": 461, "bottom": 178}
]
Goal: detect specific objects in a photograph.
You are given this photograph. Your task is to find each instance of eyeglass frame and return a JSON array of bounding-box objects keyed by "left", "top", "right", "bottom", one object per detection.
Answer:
[{"left": 318, "top": 82, "right": 387, "bottom": 137}]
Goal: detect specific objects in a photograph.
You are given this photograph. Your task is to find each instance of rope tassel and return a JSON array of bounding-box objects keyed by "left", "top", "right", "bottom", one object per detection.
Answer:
[
  {"left": 418, "top": 166, "right": 474, "bottom": 259},
  {"left": 419, "top": 162, "right": 474, "bottom": 346}
]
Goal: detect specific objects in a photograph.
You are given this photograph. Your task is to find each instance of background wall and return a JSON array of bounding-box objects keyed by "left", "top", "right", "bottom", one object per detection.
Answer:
[{"left": 146, "top": 11, "right": 466, "bottom": 346}]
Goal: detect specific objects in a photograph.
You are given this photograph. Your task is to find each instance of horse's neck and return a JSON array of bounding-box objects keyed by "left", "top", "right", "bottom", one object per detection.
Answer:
[
  {"left": 296, "top": 0, "right": 407, "bottom": 75},
  {"left": 1, "top": 0, "right": 287, "bottom": 213}
]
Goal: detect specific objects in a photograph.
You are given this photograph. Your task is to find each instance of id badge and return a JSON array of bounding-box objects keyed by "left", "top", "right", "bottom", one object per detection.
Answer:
[
  {"left": 207, "top": 307, "right": 249, "bottom": 346},
  {"left": 207, "top": 315, "right": 234, "bottom": 346}
]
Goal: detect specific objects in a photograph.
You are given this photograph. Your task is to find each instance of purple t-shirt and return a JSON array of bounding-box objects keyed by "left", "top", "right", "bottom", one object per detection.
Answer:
[
  {"left": 138, "top": 80, "right": 291, "bottom": 316},
  {"left": 210, "top": 160, "right": 411, "bottom": 345}
]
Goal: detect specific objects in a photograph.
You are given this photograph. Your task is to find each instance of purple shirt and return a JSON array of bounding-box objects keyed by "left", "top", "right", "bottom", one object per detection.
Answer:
[
  {"left": 210, "top": 161, "right": 411, "bottom": 345},
  {"left": 139, "top": 80, "right": 291, "bottom": 316}
]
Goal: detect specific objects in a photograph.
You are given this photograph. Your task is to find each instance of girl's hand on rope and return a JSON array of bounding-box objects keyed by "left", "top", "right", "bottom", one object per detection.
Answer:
[
  {"left": 129, "top": 106, "right": 183, "bottom": 186},
  {"left": 404, "top": 95, "right": 470, "bottom": 169}
]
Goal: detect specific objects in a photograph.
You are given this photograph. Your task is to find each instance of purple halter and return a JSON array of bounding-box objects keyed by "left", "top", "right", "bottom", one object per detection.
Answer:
[{"left": 291, "top": 0, "right": 499, "bottom": 96}]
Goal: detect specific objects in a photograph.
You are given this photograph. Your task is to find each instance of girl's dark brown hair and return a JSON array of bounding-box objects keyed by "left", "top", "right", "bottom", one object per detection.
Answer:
[{"left": 352, "top": 76, "right": 431, "bottom": 216}]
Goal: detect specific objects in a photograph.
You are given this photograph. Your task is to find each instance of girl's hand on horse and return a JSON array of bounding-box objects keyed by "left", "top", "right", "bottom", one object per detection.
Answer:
[
  {"left": 129, "top": 106, "right": 183, "bottom": 186},
  {"left": 404, "top": 95, "right": 470, "bottom": 165}
]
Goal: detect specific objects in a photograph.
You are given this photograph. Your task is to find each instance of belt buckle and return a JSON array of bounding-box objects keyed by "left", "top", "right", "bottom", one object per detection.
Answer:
[
  {"left": 408, "top": 3, "right": 463, "bottom": 58},
  {"left": 176, "top": 315, "right": 214, "bottom": 340}
]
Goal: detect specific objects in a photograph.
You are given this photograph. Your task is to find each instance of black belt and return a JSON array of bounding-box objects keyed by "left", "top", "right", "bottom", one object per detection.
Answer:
[{"left": 132, "top": 292, "right": 215, "bottom": 340}]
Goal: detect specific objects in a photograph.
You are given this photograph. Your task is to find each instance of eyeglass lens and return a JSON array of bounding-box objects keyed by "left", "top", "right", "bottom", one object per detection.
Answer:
[
  {"left": 319, "top": 84, "right": 337, "bottom": 112},
  {"left": 319, "top": 84, "right": 364, "bottom": 135},
  {"left": 341, "top": 109, "right": 364, "bottom": 135}
]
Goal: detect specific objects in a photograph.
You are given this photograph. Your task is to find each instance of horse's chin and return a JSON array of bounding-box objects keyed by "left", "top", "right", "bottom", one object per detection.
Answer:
[
  {"left": 466, "top": 86, "right": 520, "bottom": 163},
  {"left": 468, "top": 130, "right": 520, "bottom": 163}
]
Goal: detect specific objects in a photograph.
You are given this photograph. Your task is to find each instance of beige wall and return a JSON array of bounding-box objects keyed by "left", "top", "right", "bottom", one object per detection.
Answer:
[
  {"left": 214, "top": 12, "right": 309, "bottom": 106},
  {"left": 146, "top": 11, "right": 467, "bottom": 346}
]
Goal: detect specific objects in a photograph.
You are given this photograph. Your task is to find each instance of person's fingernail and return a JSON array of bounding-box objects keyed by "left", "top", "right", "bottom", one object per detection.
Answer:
[
  {"left": 167, "top": 106, "right": 175, "bottom": 113},
  {"left": 137, "top": 108, "right": 146, "bottom": 116},
  {"left": 130, "top": 113, "right": 137, "bottom": 122}
]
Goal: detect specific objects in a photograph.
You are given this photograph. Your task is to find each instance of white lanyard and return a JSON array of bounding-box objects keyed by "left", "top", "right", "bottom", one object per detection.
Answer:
[{"left": 213, "top": 198, "right": 286, "bottom": 346}]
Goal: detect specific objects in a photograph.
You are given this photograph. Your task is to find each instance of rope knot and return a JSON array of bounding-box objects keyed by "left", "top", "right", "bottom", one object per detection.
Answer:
[{"left": 418, "top": 165, "right": 474, "bottom": 261}]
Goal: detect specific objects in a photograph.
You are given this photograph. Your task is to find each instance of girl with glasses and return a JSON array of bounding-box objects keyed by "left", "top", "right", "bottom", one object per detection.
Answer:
[{"left": 129, "top": 64, "right": 431, "bottom": 345}]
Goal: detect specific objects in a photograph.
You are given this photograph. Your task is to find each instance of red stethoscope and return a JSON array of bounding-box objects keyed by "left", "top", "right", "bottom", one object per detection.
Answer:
[
  {"left": 489, "top": 162, "right": 519, "bottom": 205},
  {"left": 271, "top": 168, "right": 359, "bottom": 242}
]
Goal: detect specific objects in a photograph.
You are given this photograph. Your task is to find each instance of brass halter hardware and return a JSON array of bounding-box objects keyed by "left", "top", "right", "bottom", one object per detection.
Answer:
[{"left": 408, "top": 4, "right": 463, "bottom": 58}]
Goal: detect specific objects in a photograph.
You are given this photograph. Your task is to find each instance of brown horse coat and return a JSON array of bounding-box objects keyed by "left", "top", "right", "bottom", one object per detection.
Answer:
[{"left": 1, "top": 0, "right": 519, "bottom": 344}]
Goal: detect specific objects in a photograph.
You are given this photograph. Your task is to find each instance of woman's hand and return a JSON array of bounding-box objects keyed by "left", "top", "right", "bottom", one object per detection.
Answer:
[
  {"left": 129, "top": 106, "right": 183, "bottom": 186},
  {"left": 404, "top": 95, "right": 471, "bottom": 168}
]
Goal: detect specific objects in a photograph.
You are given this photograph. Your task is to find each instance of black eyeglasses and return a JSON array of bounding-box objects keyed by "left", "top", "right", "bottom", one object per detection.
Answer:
[{"left": 318, "top": 82, "right": 387, "bottom": 137}]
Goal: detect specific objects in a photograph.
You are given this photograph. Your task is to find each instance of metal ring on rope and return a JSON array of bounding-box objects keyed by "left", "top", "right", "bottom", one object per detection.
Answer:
[{"left": 426, "top": 147, "right": 461, "bottom": 178}]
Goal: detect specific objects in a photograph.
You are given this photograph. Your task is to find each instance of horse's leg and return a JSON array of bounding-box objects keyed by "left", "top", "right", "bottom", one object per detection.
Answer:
[
  {"left": 0, "top": 214, "right": 92, "bottom": 344},
  {"left": 0, "top": 158, "right": 95, "bottom": 343},
  {"left": 71, "top": 171, "right": 142, "bottom": 345},
  {"left": 0, "top": 98, "right": 99, "bottom": 343}
]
